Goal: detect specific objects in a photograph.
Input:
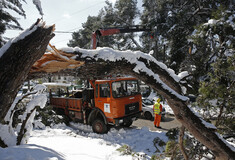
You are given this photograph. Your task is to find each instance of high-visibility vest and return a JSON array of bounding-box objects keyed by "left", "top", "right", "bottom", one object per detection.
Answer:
[{"left": 154, "top": 102, "right": 161, "bottom": 114}]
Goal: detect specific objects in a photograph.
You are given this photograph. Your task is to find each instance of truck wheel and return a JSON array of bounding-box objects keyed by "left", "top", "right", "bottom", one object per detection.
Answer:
[
  {"left": 92, "top": 119, "right": 108, "bottom": 134},
  {"left": 122, "top": 120, "right": 133, "bottom": 127}
]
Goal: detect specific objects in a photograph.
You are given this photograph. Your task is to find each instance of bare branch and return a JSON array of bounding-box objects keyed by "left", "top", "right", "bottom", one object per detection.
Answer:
[{"left": 179, "top": 126, "right": 188, "bottom": 160}]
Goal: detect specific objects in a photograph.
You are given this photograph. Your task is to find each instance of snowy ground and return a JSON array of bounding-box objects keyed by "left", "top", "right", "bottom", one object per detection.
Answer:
[{"left": 0, "top": 123, "right": 168, "bottom": 160}]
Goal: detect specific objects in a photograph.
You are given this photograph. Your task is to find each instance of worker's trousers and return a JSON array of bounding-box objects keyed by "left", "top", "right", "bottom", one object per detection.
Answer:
[{"left": 154, "top": 114, "right": 161, "bottom": 127}]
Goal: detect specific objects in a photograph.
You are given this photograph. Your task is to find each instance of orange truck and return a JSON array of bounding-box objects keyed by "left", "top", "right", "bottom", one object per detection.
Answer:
[{"left": 49, "top": 77, "right": 142, "bottom": 133}]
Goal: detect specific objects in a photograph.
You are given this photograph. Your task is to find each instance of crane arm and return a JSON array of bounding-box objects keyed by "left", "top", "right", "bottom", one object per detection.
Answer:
[{"left": 92, "top": 25, "right": 152, "bottom": 49}]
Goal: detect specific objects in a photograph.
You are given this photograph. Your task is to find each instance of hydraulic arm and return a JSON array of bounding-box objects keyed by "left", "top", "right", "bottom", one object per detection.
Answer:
[{"left": 91, "top": 25, "right": 152, "bottom": 49}]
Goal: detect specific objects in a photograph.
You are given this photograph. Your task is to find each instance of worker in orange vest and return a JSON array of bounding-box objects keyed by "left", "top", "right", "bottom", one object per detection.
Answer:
[{"left": 153, "top": 98, "right": 163, "bottom": 128}]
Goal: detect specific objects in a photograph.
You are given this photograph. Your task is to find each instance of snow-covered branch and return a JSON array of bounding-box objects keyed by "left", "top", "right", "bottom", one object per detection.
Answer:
[{"left": 0, "top": 84, "right": 47, "bottom": 147}]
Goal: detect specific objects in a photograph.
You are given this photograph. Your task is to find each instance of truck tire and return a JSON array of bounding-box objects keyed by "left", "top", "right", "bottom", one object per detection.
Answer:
[
  {"left": 122, "top": 120, "right": 133, "bottom": 127},
  {"left": 92, "top": 119, "right": 108, "bottom": 134}
]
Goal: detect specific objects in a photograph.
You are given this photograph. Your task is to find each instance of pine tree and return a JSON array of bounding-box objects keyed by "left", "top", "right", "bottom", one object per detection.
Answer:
[
  {"left": 68, "top": 0, "right": 140, "bottom": 50},
  {"left": 197, "top": 54, "right": 235, "bottom": 134},
  {"left": 112, "top": 0, "right": 140, "bottom": 50},
  {"left": 68, "top": 15, "right": 102, "bottom": 49},
  {"left": 140, "top": 0, "right": 232, "bottom": 72},
  {"left": 195, "top": 5, "right": 235, "bottom": 134},
  {"left": 0, "top": 0, "right": 43, "bottom": 47},
  {"left": 187, "top": 3, "right": 234, "bottom": 93},
  {"left": 68, "top": 1, "right": 115, "bottom": 48}
]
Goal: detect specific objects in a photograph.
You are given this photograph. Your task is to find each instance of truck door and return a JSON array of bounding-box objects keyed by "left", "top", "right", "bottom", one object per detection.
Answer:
[{"left": 95, "top": 83, "right": 112, "bottom": 117}]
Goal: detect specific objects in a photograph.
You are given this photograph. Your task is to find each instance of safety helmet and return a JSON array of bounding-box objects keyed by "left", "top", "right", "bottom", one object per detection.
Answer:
[{"left": 157, "top": 98, "right": 161, "bottom": 103}]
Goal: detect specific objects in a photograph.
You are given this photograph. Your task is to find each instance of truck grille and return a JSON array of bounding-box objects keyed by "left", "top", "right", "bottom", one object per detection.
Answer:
[{"left": 125, "top": 102, "right": 139, "bottom": 115}]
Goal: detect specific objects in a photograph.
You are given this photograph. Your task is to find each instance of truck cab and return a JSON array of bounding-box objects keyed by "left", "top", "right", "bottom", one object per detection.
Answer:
[
  {"left": 50, "top": 77, "right": 142, "bottom": 134},
  {"left": 92, "top": 77, "right": 142, "bottom": 126}
]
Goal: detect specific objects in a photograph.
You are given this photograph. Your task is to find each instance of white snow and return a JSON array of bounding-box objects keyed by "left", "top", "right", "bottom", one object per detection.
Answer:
[
  {"left": 33, "top": 84, "right": 47, "bottom": 94},
  {"left": 188, "top": 107, "right": 217, "bottom": 130},
  {"left": 215, "top": 132, "right": 235, "bottom": 152},
  {"left": 226, "top": 14, "right": 235, "bottom": 29},
  {"left": 204, "top": 19, "right": 219, "bottom": 26},
  {"left": 0, "top": 123, "right": 168, "bottom": 160},
  {"left": 0, "top": 124, "right": 17, "bottom": 147},
  {"left": 43, "top": 82, "right": 71, "bottom": 87},
  {"left": 177, "top": 71, "right": 189, "bottom": 80},
  {"left": 1, "top": 89, "right": 234, "bottom": 159}
]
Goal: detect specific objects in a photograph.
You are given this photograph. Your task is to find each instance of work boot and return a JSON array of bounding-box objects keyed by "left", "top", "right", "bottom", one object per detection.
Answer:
[{"left": 157, "top": 126, "right": 162, "bottom": 128}]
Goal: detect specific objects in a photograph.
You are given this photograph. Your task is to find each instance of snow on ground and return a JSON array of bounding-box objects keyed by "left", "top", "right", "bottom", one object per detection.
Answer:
[{"left": 0, "top": 123, "right": 168, "bottom": 160}]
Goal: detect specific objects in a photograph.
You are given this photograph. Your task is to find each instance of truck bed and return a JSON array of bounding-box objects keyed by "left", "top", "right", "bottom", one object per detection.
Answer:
[{"left": 50, "top": 97, "right": 82, "bottom": 111}]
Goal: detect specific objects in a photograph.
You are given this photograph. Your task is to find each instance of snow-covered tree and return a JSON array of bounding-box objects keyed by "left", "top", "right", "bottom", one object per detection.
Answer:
[
  {"left": 140, "top": 0, "right": 233, "bottom": 73},
  {"left": 186, "top": 4, "right": 235, "bottom": 92},
  {"left": 0, "top": 84, "right": 47, "bottom": 147},
  {"left": 197, "top": 54, "right": 235, "bottom": 135},
  {"left": 192, "top": 6, "right": 235, "bottom": 134}
]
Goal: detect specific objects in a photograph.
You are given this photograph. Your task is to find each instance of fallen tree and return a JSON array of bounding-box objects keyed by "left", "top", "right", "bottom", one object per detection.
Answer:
[
  {"left": 0, "top": 21, "right": 234, "bottom": 159},
  {"left": 29, "top": 47, "right": 235, "bottom": 159}
]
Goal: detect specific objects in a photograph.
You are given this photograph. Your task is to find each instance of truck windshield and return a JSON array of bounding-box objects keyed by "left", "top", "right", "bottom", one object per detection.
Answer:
[{"left": 112, "top": 80, "right": 140, "bottom": 98}]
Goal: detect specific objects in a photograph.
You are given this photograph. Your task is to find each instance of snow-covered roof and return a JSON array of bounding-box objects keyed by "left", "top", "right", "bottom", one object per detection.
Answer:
[{"left": 43, "top": 82, "right": 71, "bottom": 87}]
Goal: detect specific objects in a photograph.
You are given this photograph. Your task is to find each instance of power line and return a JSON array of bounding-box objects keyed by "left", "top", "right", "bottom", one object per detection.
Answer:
[
  {"left": 49, "top": 1, "right": 106, "bottom": 24},
  {"left": 67, "top": 26, "right": 83, "bottom": 32},
  {"left": 70, "top": 1, "right": 105, "bottom": 16},
  {"left": 53, "top": 25, "right": 83, "bottom": 34},
  {"left": 49, "top": 1, "right": 106, "bottom": 45},
  {"left": 54, "top": 31, "right": 74, "bottom": 33},
  {"left": 49, "top": 1, "right": 106, "bottom": 34}
]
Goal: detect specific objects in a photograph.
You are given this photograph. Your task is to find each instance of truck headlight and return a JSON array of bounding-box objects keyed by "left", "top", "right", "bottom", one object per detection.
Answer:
[{"left": 119, "top": 119, "right": 123, "bottom": 124}]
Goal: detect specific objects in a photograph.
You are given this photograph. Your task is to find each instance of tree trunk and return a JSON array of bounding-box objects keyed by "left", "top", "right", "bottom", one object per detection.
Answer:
[{"left": 0, "top": 19, "right": 54, "bottom": 123}]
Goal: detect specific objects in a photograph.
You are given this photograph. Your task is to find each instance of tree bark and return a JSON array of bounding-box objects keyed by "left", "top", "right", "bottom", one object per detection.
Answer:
[
  {"left": 179, "top": 126, "right": 188, "bottom": 160},
  {"left": 0, "top": 19, "right": 54, "bottom": 123}
]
